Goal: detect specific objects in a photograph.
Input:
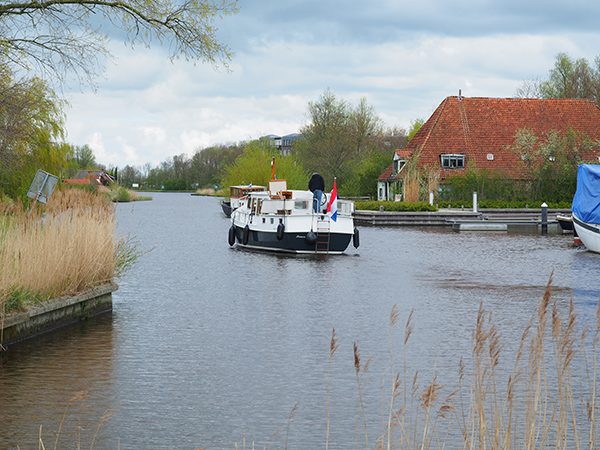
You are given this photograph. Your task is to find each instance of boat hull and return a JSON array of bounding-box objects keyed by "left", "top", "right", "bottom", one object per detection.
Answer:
[
  {"left": 221, "top": 200, "right": 232, "bottom": 218},
  {"left": 573, "top": 215, "right": 600, "bottom": 253},
  {"left": 556, "top": 214, "right": 574, "bottom": 232},
  {"left": 233, "top": 225, "right": 352, "bottom": 254}
]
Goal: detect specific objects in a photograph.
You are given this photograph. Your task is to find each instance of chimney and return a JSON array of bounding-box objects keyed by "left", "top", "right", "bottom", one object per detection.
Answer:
[{"left": 458, "top": 89, "right": 463, "bottom": 100}]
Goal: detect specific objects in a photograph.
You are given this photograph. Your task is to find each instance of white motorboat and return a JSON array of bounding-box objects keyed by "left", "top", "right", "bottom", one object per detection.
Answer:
[{"left": 572, "top": 164, "right": 600, "bottom": 253}]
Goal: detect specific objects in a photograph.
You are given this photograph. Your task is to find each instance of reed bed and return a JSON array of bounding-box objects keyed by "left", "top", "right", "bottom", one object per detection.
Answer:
[
  {"left": 0, "top": 189, "right": 133, "bottom": 313},
  {"left": 321, "top": 276, "right": 599, "bottom": 450}
]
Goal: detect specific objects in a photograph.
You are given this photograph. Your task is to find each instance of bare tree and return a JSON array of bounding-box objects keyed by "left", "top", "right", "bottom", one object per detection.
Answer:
[{"left": 0, "top": 0, "right": 237, "bottom": 84}]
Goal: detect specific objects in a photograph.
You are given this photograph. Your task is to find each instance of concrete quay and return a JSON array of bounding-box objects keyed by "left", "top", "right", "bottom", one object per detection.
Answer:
[
  {"left": 1, "top": 283, "right": 117, "bottom": 348},
  {"left": 354, "top": 208, "right": 570, "bottom": 234}
]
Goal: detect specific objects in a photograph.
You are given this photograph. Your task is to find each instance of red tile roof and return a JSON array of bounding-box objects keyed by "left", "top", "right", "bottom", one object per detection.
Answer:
[
  {"left": 395, "top": 149, "right": 413, "bottom": 159},
  {"left": 378, "top": 163, "right": 395, "bottom": 181},
  {"left": 400, "top": 96, "right": 600, "bottom": 180},
  {"left": 63, "top": 178, "right": 91, "bottom": 185}
]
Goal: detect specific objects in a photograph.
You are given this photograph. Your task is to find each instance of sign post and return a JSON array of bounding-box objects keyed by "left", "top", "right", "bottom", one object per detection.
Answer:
[{"left": 27, "top": 170, "right": 59, "bottom": 209}]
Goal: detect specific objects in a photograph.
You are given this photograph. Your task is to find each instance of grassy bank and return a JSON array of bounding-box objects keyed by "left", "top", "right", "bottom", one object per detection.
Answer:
[
  {"left": 107, "top": 186, "right": 152, "bottom": 202},
  {"left": 0, "top": 189, "right": 136, "bottom": 314}
]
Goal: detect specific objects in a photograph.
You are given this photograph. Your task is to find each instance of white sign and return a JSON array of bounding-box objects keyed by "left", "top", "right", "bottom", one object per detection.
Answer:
[{"left": 27, "top": 170, "right": 58, "bottom": 204}]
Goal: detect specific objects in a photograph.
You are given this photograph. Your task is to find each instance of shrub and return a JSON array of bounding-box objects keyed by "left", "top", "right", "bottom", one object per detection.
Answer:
[{"left": 355, "top": 201, "right": 436, "bottom": 212}]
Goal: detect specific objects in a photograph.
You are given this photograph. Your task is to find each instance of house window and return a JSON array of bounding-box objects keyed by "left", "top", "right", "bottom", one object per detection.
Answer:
[
  {"left": 440, "top": 154, "right": 465, "bottom": 169},
  {"left": 394, "top": 159, "right": 406, "bottom": 172}
]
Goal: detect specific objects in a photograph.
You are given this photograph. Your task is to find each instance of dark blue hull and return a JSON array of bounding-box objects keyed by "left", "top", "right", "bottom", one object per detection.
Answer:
[
  {"left": 233, "top": 225, "right": 352, "bottom": 254},
  {"left": 221, "top": 201, "right": 232, "bottom": 218}
]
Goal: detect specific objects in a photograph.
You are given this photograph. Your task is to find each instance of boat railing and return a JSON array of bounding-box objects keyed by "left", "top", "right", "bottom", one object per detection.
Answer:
[{"left": 337, "top": 199, "right": 354, "bottom": 215}]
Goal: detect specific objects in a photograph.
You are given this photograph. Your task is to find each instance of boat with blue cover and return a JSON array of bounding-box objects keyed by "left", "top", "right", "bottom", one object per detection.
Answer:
[{"left": 572, "top": 164, "right": 600, "bottom": 252}]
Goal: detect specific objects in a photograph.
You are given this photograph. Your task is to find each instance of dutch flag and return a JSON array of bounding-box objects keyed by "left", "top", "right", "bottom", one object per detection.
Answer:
[{"left": 326, "top": 178, "right": 338, "bottom": 222}]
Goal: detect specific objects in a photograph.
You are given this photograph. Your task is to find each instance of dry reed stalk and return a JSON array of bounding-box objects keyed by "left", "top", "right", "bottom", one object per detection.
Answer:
[
  {"left": 385, "top": 304, "right": 400, "bottom": 450},
  {"left": 590, "top": 300, "right": 600, "bottom": 450},
  {"left": 284, "top": 402, "right": 298, "bottom": 450},
  {"left": 523, "top": 276, "right": 553, "bottom": 450},
  {"left": 403, "top": 171, "right": 420, "bottom": 203},
  {"left": 419, "top": 374, "right": 440, "bottom": 450},
  {"left": 353, "top": 341, "right": 369, "bottom": 450},
  {"left": 325, "top": 327, "right": 338, "bottom": 450},
  {"left": 0, "top": 189, "right": 118, "bottom": 310}
]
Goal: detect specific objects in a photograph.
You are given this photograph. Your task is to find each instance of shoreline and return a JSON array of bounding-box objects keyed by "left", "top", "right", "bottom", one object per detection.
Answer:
[{"left": 1, "top": 283, "right": 118, "bottom": 349}]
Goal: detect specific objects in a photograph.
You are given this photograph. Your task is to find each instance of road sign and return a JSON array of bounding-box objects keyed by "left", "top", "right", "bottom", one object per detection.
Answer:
[{"left": 27, "top": 170, "right": 58, "bottom": 204}]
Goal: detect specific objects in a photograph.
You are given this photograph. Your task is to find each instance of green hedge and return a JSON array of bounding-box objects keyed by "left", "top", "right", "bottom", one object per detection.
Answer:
[
  {"left": 355, "top": 201, "right": 436, "bottom": 212},
  {"left": 436, "top": 200, "right": 572, "bottom": 209},
  {"left": 355, "top": 200, "right": 572, "bottom": 211}
]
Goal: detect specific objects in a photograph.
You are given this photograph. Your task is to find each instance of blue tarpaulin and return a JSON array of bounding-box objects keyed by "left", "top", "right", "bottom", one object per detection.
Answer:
[{"left": 573, "top": 164, "right": 600, "bottom": 224}]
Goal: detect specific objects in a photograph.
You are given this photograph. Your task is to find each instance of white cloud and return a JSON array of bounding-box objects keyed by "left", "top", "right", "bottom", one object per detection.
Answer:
[{"left": 62, "top": 11, "right": 600, "bottom": 168}]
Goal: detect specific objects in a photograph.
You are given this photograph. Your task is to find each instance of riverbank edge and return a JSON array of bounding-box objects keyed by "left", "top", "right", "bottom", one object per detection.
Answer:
[
  {"left": 354, "top": 208, "right": 571, "bottom": 229},
  {"left": 1, "top": 282, "right": 118, "bottom": 348}
]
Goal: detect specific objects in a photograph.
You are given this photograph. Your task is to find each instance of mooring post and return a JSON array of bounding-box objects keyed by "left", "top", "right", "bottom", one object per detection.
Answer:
[
  {"left": 473, "top": 191, "right": 478, "bottom": 213},
  {"left": 541, "top": 202, "right": 548, "bottom": 235},
  {"left": 429, "top": 191, "right": 434, "bottom": 206}
]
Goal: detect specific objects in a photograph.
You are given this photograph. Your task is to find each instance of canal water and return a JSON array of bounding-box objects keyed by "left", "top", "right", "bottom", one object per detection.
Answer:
[{"left": 1, "top": 193, "right": 599, "bottom": 449}]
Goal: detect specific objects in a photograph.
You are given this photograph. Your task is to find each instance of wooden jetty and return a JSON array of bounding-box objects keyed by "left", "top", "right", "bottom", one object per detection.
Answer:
[{"left": 354, "top": 208, "right": 571, "bottom": 234}]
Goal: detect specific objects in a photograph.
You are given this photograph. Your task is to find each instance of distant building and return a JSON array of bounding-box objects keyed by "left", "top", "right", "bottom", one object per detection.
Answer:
[
  {"left": 263, "top": 133, "right": 302, "bottom": 155},
  {"left": 378, "top": 95, "right": 600, "bottom": 201},
  {"left": 63, "top": 170, "right": 115, "bottom": 186}
]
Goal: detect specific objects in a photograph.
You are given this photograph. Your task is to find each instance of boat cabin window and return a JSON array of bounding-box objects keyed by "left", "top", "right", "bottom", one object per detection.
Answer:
[
  {"left": 250, "top": 198, "right": 263, "bottom": 214},
  {"left": 294, "top": 200, "right": 309, "bottom": 210}
]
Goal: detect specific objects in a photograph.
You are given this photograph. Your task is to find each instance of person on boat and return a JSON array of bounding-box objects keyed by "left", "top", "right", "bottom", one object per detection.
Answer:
[{"left": 309, "top": 173, "right": 325, "bottom": 213}]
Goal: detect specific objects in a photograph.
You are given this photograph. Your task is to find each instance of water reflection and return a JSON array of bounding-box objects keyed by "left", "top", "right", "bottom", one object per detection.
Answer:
[
  {"left": 0, "top": 193, "right": 598, "bottom": 449},
  {"left": 0, "top": 315, "right": 115, "bottom": 449}
]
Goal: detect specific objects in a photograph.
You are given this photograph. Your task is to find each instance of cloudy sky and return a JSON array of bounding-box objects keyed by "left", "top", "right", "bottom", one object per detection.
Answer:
[{"left": 63, "top": 1, "right": 600, "bottom": 168}]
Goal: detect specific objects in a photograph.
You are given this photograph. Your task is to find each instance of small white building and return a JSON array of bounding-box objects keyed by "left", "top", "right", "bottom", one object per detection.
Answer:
[{"left": 377, "top": 149, "right": 412, "bottom": 201}]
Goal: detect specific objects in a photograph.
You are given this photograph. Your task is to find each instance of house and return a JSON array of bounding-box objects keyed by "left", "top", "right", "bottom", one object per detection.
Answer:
[
  {"left": 263, "top": 133, "right": 302, "bottom": 155},
  {"left": 63, "top": 170, "right": 115, "bottom": 186},
  {"left": 378, "top": 95, "right": 600, "bottom": 201},
  {"left": 378, "top": 149, "right": 412, "bottom": 201}
]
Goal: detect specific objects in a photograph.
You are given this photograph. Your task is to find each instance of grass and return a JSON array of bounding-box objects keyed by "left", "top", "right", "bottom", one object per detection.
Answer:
[
  {"left": 0, "top": 189, "right": 137, "bottom": 314},
  {"left": 107, "top": 185, "right": 152, "bottom": 202}
]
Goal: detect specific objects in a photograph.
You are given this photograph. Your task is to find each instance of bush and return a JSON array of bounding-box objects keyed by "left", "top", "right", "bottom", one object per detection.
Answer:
[
  {"left": 436, "top": 200, "right": 572, "bottom": 209},
  {"left": 355, "top": 201, "right": 436, "bottom": 212}
]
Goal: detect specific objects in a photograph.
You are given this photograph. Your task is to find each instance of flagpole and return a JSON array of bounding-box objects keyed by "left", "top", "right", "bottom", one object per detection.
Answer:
[{"left": 271, "top": 157, "right": 276, "bottom": 180}]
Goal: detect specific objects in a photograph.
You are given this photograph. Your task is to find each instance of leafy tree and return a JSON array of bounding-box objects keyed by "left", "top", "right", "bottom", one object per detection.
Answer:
[
  {"left": 295, "top": 90, "right": 383, "bottom": 187},
  {"left": 508, "top": 127, "right": 596, "bottom": 201},
  {"left": 0, "top": 0, "right": 237, "bottom": 83},
  {"left": 72, "top": 144, "right": 96, "bottom": 169},
  {"left": 0, "top": 65, "right": 67, "bottom": 197},
  {"left": 221, "top": 140, "right": 307, "bottom": 190},
  {"left": 342, "top": 152, "right": 390, "bottom": 197},
  {"left": 407, "top": 118, "right": 424, "bottom": 142},
  {"left": 119, "top": 165, "right": 142, "bottom": 187},
  {"left": 190, "top": 144, "right": 243, "bottom": 188},
  {"left": 373, "top": 126, "right": 407, "bottom": 152},
  {"left": 517, "top": 53, "right": 600, "bottom": 106}
]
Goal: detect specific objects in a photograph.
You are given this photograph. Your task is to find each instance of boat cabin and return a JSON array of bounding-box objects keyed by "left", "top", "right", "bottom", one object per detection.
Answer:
[{"left": 229, "top": 185, "right": 266, "bottom": 199}]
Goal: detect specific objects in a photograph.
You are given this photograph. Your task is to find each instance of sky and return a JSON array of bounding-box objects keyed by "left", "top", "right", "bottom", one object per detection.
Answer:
[{"left": 62, "top": 1, "right": 600, "bottom": 168}]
